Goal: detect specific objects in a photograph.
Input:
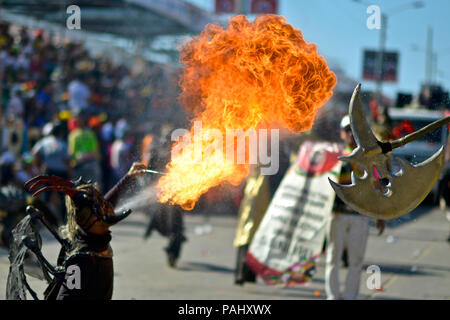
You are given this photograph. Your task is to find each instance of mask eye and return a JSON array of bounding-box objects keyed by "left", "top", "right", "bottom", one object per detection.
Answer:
[{"left": 73, "top": 191, "right": 93, "bottom": 208}]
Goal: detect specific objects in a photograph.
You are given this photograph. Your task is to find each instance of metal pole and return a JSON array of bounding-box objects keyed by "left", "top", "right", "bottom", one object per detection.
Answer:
[
  {"left": 432, "top": 52, "right": 437, "bottom": 84},
  {"left": 376, "top": 13, "right": 387, "bottom": 109},
  {"left": 425, "top": 25, "right": 433, "bottom": 85}
]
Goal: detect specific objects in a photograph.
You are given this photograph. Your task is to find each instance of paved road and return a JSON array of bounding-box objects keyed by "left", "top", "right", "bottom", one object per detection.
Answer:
[{"left": 0, "top": 204, "right": 449, "bottom": 300}]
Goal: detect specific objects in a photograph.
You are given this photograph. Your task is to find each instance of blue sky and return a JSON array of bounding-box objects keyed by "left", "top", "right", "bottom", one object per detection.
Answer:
[{"left": 186, "top": 0, "right": 450, "bottom": 99}]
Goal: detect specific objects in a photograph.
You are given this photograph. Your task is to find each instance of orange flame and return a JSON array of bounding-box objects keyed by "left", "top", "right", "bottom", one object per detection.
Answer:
[{"left": 156, "top": 15, "right": 337, "bottom": 210}]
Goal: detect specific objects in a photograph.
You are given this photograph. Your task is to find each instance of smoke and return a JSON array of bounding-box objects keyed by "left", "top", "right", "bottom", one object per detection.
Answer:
[{"left": 115, "top": 181, "right": 159, "bottom": 214}]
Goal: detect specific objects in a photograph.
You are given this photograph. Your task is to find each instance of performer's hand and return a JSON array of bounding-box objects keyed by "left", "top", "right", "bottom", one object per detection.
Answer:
[
  {"left": 376, "top": 219, "right": 385, "bottom": 236},
  {"left": 127, "top": 162, "right": 147, "bottom": 178}
]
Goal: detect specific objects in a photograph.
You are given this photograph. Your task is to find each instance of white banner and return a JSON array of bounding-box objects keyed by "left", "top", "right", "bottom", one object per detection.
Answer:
[{"left": 247, "top": 141, "right": 342, "bottom": 285}]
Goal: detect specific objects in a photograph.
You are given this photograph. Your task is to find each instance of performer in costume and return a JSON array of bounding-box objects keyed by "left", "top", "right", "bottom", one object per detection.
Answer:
[
  {"left": 141, "top": 135, "right": 186, "bottom": 268},
  {"left": 6, "top": 162, "right": 147, "bottom": 300},
  {"left": 233, "top": 169, "right": 270, "bottom": 285},
  {"left": 325, "top": 115, "right": 385, "bottom": 300},
  {"left": 234, "top": 140, "right": 292, "bottom": 285}
]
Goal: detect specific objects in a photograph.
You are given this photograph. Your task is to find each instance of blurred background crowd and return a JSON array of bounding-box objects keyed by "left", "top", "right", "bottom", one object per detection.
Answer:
[{"left": 0, "top": 20, "right": 193, "bottom": 236}]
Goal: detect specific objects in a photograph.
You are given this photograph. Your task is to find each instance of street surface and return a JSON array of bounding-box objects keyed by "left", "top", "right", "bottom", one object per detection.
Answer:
[{"left": 0, "top": 204, "right": 449, "bottom": 300}]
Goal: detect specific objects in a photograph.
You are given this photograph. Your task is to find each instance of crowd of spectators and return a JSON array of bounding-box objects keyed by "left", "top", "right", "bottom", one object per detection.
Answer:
[{"left": 0, "top": 21, "right": 182, "bottom": 223}]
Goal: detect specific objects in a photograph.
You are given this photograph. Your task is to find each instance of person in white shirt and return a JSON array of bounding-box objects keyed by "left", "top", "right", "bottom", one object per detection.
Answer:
[
  {"left": 68, "top": 73, "right": 91, "bottom": 112},
  {"left": 325, "top": 115, "right": 385, "bottom": 300}
]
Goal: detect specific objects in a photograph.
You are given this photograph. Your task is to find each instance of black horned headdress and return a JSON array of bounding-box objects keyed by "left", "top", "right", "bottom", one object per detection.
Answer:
[{"left": 24, "top": 175, "right": 131, "bottom": 230}]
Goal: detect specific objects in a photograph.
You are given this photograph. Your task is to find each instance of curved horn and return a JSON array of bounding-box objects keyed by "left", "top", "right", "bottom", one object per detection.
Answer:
[
  {"left": 103, "top": 209, "right": 132, "bottom": 226},
  {"left": 25, "top": 175, "right": 73, "bottom": 189},
  {"left": 32, "top": 186, "right": 78, "bottom": 198},
  {"left": 27, "top": 178, "right": 74, "bottom": 192}
]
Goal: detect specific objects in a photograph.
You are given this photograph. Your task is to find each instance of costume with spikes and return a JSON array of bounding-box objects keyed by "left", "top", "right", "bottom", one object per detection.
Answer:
[{"left": 6, "top": 174, "right": 134, "bottom": 300}]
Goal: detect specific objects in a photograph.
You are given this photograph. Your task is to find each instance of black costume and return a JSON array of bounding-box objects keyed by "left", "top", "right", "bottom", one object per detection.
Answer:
[
  {"left": 44, "top": 232, "right": 114, "bottom": 300},
  {"left": 144, "top": 203, "right": 186, "bottom": 267},
  {"left": 6, "top": 174, "right": 134, "bottom": 300},
  {"left": 142, "top": 138, "right": 186, "bottom": 267}
]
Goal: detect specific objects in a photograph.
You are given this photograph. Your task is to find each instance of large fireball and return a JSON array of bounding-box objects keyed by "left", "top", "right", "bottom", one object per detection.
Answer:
[{"left": 156, "top": 14, "right": 337, "bottom": 210}]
